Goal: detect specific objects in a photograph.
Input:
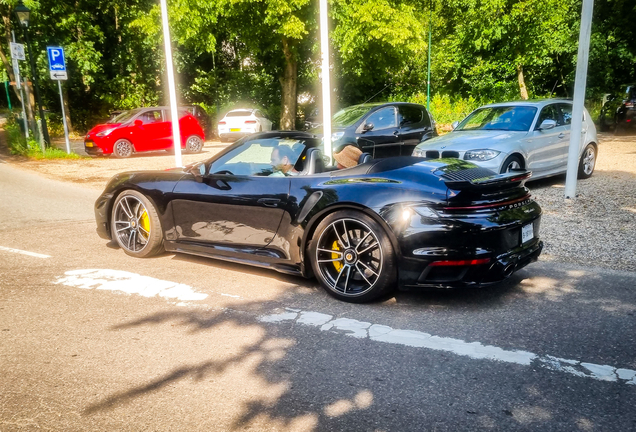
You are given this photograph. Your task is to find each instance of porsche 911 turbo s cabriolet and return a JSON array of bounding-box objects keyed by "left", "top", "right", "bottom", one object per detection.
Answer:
[{"left": 94, "top": 131, "right": 543, "bottom": 303}]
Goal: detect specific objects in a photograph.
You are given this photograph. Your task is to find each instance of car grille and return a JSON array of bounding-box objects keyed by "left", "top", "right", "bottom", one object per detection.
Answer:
[
  {"left": 440, "top": 167, "right": 497, "bottom": 182},
  {"left": 426, "top": 150, "right": 460, "bottom": 159}
]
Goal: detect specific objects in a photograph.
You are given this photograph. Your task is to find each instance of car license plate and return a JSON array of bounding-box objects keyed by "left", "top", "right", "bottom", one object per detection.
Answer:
[
  {"left": 85, "top": 142, "right": 93, "bottom": 147},
  {"left": 521, "top": 223, "right": 534, "bottom": 244},
  {"left": 230, "top": 128, "right": 240, "bottom": 132}
]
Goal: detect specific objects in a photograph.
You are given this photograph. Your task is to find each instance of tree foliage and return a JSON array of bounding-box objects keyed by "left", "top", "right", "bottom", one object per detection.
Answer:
[{"left": 0, "top": 0, "right": 633, "bottom": 131}]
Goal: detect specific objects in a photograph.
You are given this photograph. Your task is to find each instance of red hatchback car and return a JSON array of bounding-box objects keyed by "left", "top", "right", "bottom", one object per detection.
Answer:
[{"left": 85, "top": 106, "right": 205, "bottom": 157}]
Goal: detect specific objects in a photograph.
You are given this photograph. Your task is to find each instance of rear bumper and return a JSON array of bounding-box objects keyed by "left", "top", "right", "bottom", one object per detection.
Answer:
[{"left": 400, "top": 238, "right": 543, "bottom": 289}]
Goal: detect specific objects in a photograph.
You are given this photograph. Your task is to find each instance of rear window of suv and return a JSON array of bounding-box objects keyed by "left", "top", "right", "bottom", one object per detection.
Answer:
[{"left": 226, "top": 110, "right": 253, "bottom": 117}]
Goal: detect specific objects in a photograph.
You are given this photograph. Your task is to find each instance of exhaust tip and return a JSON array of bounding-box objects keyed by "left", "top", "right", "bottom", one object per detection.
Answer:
[{"left": 502, "top": 264, "right": 516, "bottom": 278}]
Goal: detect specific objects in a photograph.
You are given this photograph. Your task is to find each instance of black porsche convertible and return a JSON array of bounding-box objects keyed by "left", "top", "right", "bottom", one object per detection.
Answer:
[{"left": 94, "top": 131, "right": 543, "bottom": 302}]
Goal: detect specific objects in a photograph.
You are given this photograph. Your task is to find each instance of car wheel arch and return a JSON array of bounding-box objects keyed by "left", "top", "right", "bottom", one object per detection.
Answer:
[
  {"left": 300, "top": 202, "right": 402, "bottom": 277},
  {"left": 106, "top": 186, "right": 164, "bottom": 237},
  {"left": 502, "top": 152, "right": 526, "bottom": 170}
]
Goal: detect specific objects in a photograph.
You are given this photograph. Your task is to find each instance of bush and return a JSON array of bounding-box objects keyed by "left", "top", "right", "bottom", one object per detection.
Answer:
[
  {"left": 4, "top": 117, "right": 83, "bottom": 160},
  {"left": 407, "top": 93, "right": 480, "bottom": 125}
]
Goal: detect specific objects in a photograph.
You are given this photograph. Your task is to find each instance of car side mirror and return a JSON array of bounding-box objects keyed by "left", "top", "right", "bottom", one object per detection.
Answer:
[
  {"left": 451, "top": 121, "right": 459, "bottom": 130},
  {"left": 134, "top": 119, "right": 143, "bottom": 127},
  {"left": 538, "top": 119, "right": 557, "bottom": 130},
  {"left": 362, "top": 123, "right": 374, "bottom": 132},
  {"left": 189, "top": 162, "right": 206, "bottom": 182}
]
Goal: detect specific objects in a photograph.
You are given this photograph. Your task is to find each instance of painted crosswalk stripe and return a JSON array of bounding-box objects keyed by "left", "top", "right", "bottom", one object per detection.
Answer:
[
  {"left": 0, "top": 245, "right": 51, "bottom": 258},
  {"left": 260, "top": 310, "right": 636, "bottom": 386}
]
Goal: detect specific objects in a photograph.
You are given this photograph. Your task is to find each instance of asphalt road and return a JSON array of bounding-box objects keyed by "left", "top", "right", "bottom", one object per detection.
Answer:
[{"left": 1, "top": 162, "right": 635, "bottom": 431}]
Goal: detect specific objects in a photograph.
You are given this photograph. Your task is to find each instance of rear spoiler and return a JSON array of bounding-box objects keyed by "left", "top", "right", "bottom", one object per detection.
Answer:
[{"left": 442, "top": 169, "right": 532, "bottom": 190}]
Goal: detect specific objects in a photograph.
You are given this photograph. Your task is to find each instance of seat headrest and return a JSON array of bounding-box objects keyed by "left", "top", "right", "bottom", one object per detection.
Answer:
[
  {"left": 300, "top": 148, "right": 324, "bottom": 175},
  {"left": 358, "top": 152, "right": 373, "bottom": 164}
]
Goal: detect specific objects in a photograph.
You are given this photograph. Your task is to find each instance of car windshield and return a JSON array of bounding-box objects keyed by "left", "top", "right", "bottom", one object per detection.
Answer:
[
  {"left": 456, "top": 106, "right": 537, "bottom": 132},
  {"left": 332, "top": 106, "right": 373, "bottom": 128},
  {"left": 208, "top": 137, "right": 318, "bottom": 176},
  {"left": 108, "top": 109, "right": 142, "bottom": 124}
]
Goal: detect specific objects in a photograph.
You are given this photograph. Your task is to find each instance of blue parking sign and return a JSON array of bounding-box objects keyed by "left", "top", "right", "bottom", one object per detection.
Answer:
[{"left": 47, "top": 46, "right": 67, "bottom": 80}]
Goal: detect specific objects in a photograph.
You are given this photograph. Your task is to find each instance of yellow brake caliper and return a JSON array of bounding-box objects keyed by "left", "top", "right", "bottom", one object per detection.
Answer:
[
  {"left": 332, "top": 240, "right": 342, "bottom": 272},
  {"left": 139, "top": 209, "right": 150, "bottom": 239}
]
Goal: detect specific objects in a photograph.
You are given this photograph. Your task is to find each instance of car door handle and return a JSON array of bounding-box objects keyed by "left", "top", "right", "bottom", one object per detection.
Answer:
[
  {"left": 258, "top": 198, "right": 280, "bottom": 207},
  {"left": 393, "top": 130, "right": 399, "bottom": 136},
  {"left": 558, "top": 133, "right": 565, "bottom": 138}
]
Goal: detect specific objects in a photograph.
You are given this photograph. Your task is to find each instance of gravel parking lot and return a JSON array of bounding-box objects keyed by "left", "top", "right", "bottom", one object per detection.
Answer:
[{"left": 2, "top": 132, "right": 635, "bottom": 272}]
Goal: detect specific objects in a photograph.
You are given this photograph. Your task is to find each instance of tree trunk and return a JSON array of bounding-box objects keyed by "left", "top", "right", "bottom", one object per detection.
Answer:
[
  {"left": 24, "top": 80, "right": 37, "bottom": 135},
  {"left": 0, "top": 16, "right": 24, "bottom": 104},
  {"left": 517, "top": 64, "right": 529, "bottom": 100},
  {"left": 279, "top": 37, "right": 297, "bottom": 131}
]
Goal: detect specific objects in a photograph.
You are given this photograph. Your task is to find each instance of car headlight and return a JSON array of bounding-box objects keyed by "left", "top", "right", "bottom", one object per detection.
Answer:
[
  {"left": 464, "top": 149, "right": 500, "bottom": 161},
  {"left": 331, "top": 131, "right": 345, "bottom": 141},
  {"left": 96, "top": 128, "right": 117, "bottom": 137},
  {"left": 412, "top": 147, "right": 425, "bottom": 157}
]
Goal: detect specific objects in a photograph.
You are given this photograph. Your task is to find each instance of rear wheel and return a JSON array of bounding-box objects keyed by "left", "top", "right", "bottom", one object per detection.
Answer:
[
  {"left": 578, "top": 144, "right": 596, "bottom": 179},
  {"left": 185, "top": 135, "right": 203, "bottom": 153},
  {"left": 309, "top": 210, "right": 396, "bottom": 303},
  {"left": 500, "top": 155, "right": 523, "bottom": 173},
  {"left": 113, "top": 139, "right": 134, "bottom": 158},
  {"left": 111, "top": 190, "right": 164, "bottom": 258}
]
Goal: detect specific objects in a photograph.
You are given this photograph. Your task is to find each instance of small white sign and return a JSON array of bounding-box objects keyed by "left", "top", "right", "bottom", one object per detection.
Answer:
[
  {"left": 50, "top": 70, "right": 68, "bottom": 80},
  {"left": 10, "top": 42, "right": 25, "bottom": 61}
]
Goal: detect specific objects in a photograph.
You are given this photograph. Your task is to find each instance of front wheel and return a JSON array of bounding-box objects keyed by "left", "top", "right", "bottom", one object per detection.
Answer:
[
  {"left": 185, "top": 135, "right": 204, "bottom": 153},
  {"left": 111, "top": 190, "right": 164, "bottom": 258},
  {"left": 309, "top": 210, "right": 396, "bottom": 303},
  {"left": 500, "top": 155, "right": 523, "bottom": 173},
  {"left": 113, "top": 139, "right": 134, "bottom": 158},
  {"left": 578, "top": 144, "right": 596, "bottom": 179}
]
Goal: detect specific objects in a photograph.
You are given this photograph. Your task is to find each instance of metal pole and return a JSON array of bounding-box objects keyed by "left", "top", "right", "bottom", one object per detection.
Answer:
[
  {"left": 564, "top": 0, "right": 594, "bottom": 199},
  {"left": 426, "top": 4, "right": 432, "bottom": 111},
  {"left": 319, "top": 0, "right": 332, "bottom": 164},
  {"left": 57, "top": 80, "right": 70, "bottom": 154},
  {"left": 159, "top": 0, "right": 183, "bottom": 167},
  {"left": 19, "top": 85, "right": 28, "bottom": 138},
  {"left": 12, "top": 31, "right": 28, "bottom": 139},
  {"left": 4, "top": 81, "right": 12, "bottom": 110}
]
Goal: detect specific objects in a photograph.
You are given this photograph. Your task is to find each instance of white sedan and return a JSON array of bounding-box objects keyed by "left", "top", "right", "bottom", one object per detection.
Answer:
[
  {"left": 412, "top": 99, "right": 598, "bottom": 179},
  {"left": 217, "top": 109, "right": 273, "bottom": 142}
]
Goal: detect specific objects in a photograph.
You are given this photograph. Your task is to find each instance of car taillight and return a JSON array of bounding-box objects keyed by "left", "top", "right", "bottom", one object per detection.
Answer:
[
  {"left": 218, "top": 121, "right": 226, "bottom": 125},
  {"left": 245, "top": 120, "right": 257, "bottom": 124},
  {"left": 626, "top": 102, "right": 634, "bottom": 108}
]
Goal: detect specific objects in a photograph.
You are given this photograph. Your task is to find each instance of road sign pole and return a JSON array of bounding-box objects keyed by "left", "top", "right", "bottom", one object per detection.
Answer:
[
  {"left": 12, "top": 32, "right": 28, "bottom": 139},
  {"left": 24, "top": 28, "right": 50, "bottom": 149},
  {"left": 57, "top": 80, "right": 70, "bottom": 154}
]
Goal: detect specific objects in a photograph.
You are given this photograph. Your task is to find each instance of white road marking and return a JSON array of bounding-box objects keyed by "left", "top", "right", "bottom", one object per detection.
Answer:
[
  {"left": 260, "top": 310, "right": 636, "bottom": 386},
  {"left": 0, "top": 245, "right": 51, "bottom": 258},
  {"left": 55, "top": 269, "right": 208, "bottom": 302}
]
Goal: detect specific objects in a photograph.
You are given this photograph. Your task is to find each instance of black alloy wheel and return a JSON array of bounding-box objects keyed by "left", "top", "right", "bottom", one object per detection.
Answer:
[
  {"left": 310, "top": 210, "right": 396, "bottom": 303},
  {"left": 185, "top": 135, "right": 204, "bottom": 153},
  {"left": 113, "top": 139, "right": 134, "bottom": 158},
  {"left": 111, "top": 190, "right": 164, "bottom": 258},
  {"left": 500, "top": 155, "right": 523, "bottom": 174}
]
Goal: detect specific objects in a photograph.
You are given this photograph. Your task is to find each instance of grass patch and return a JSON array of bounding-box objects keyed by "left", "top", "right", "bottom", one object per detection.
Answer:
[{"left": 5, "top": 120, "right": 84, "bottom": 160}]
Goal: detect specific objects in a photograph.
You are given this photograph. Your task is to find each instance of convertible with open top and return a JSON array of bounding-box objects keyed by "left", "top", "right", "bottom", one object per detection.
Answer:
[{"left": 94, "top": 131, "right": 543, "bottom": 302}]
